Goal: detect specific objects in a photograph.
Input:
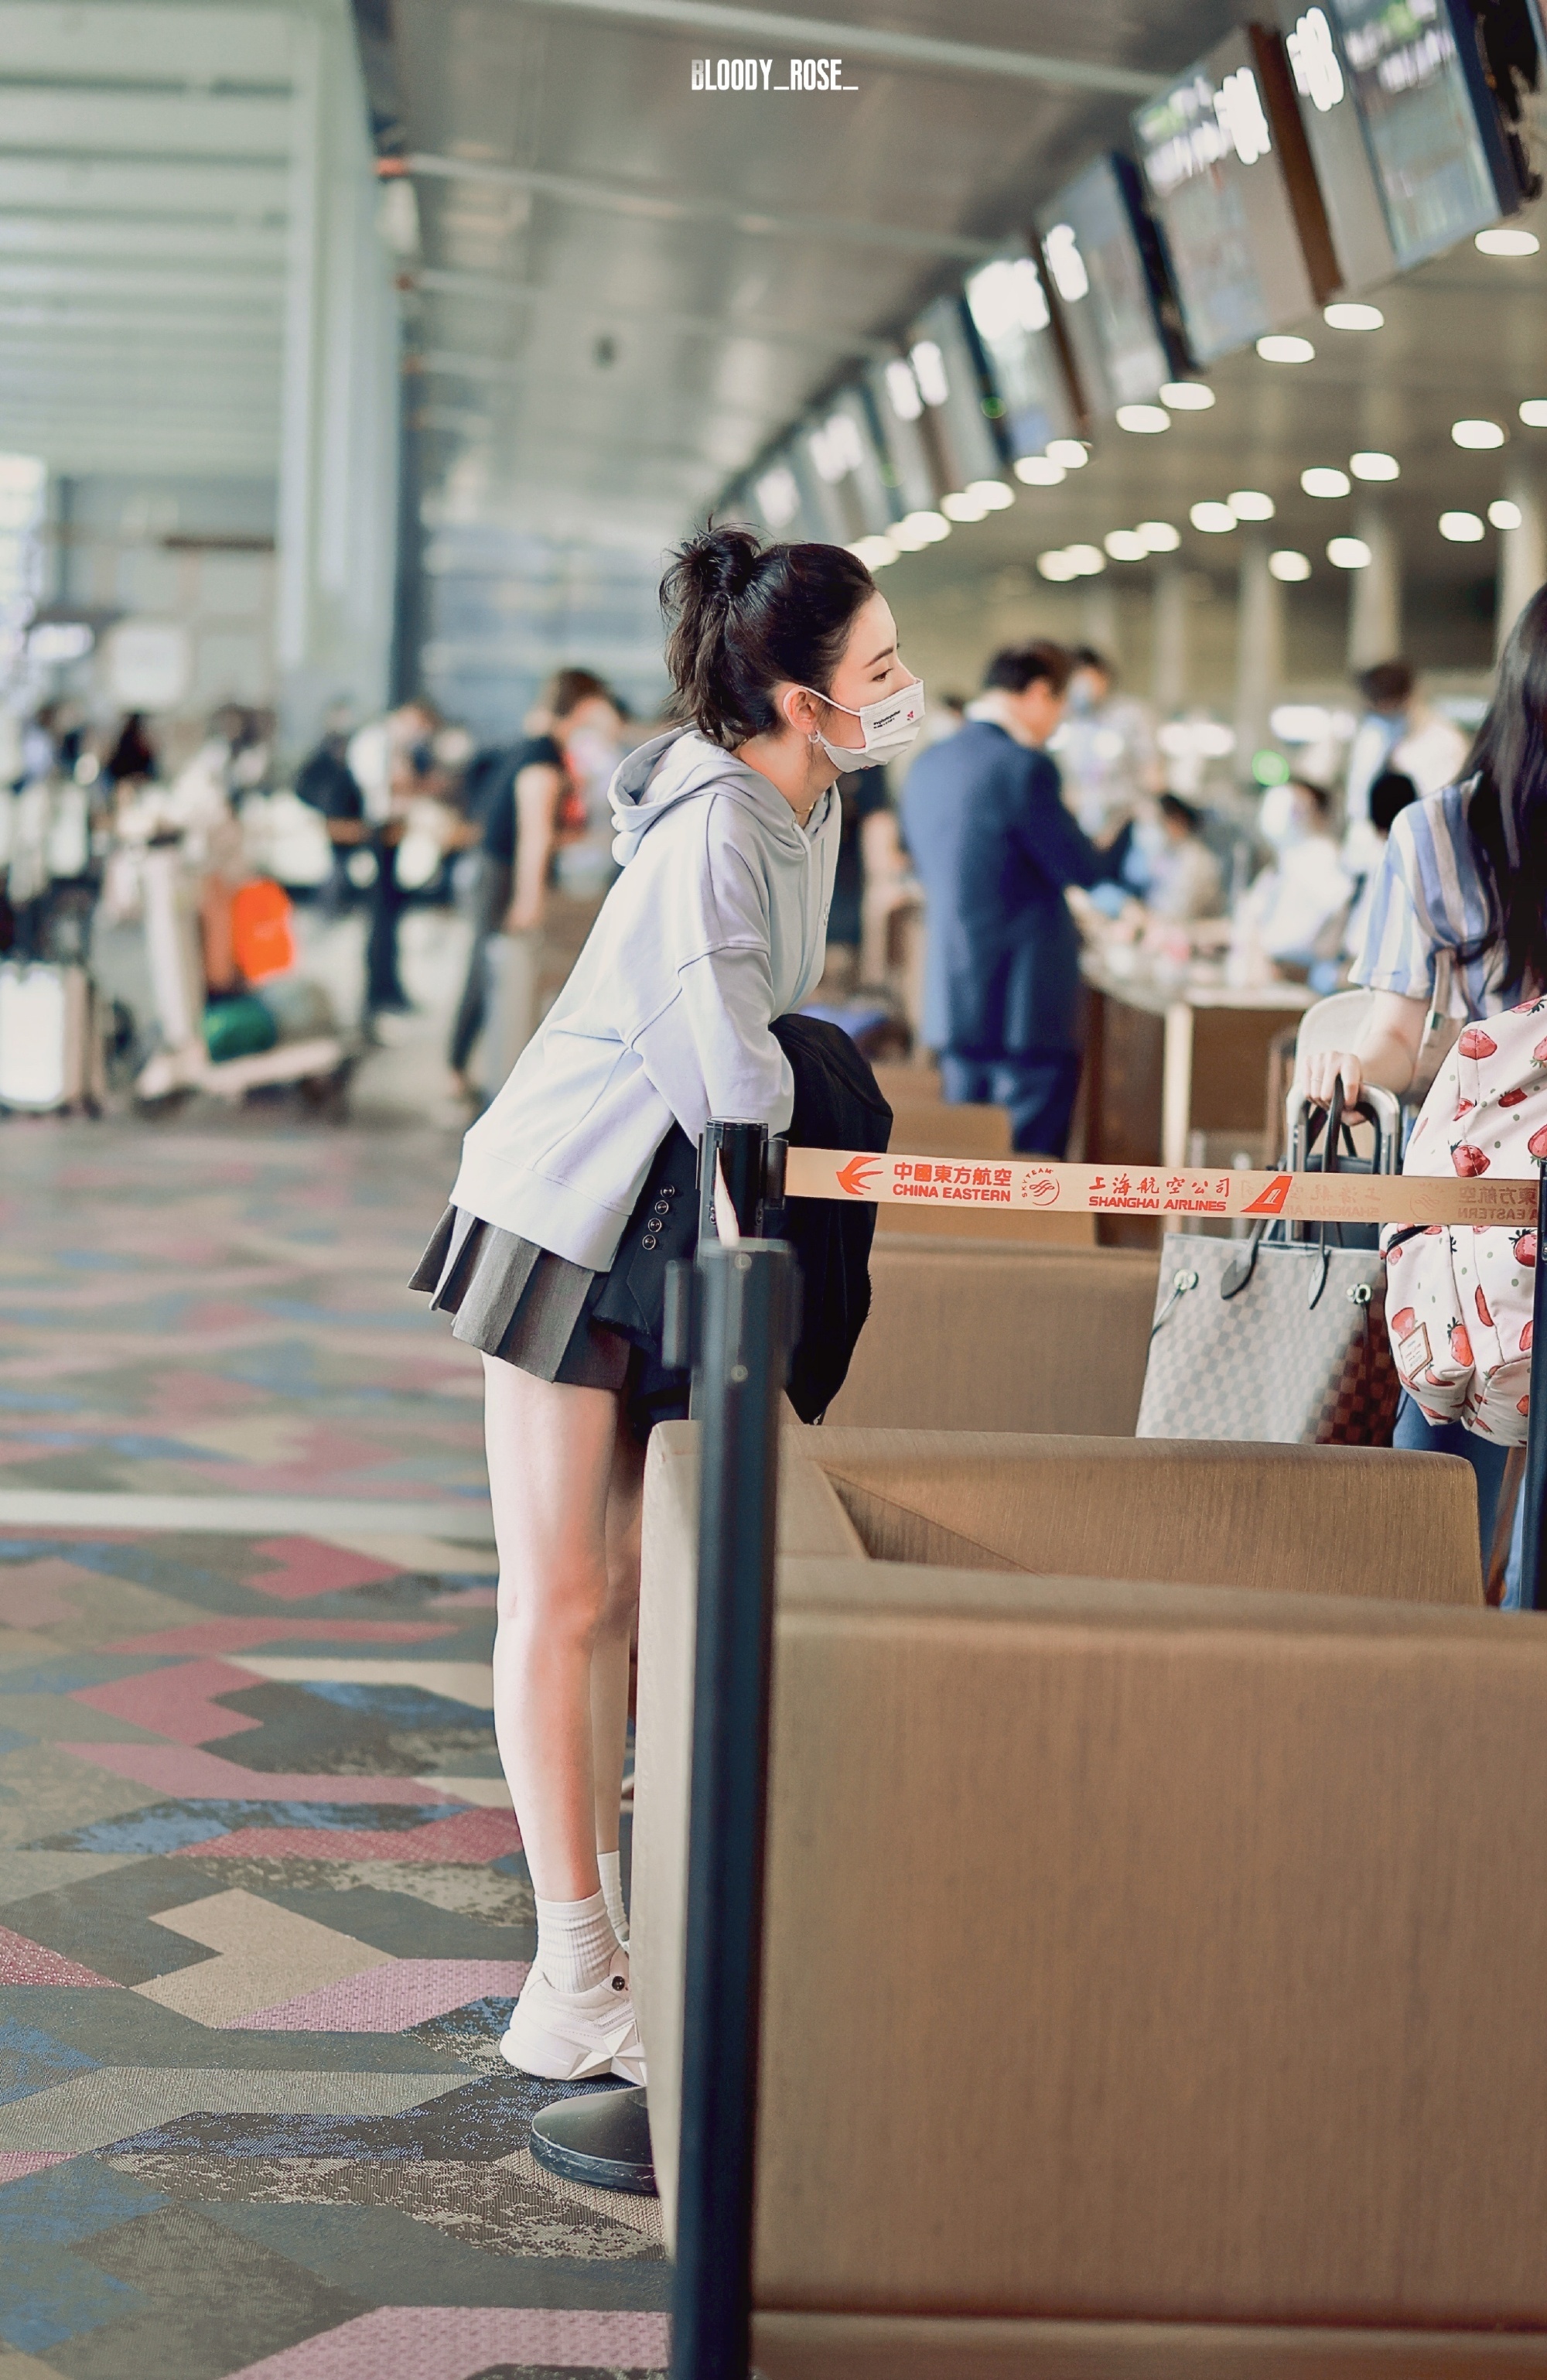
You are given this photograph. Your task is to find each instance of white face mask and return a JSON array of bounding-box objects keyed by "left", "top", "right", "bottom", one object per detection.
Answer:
[{"left": 804, "top": 678, "right": 927, "bottom": 771}]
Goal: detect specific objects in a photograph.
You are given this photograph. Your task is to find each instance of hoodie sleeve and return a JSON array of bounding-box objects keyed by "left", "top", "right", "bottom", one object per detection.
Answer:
[{"left": 630, "top": 799, "right": 795, "bottom": 1140}]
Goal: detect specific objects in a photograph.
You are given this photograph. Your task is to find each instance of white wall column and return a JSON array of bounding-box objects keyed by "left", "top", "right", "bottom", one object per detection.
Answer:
[
  {"left": 1234, "top": 537, "right": 1283, "bottom": 772},
  {"left": 1497, "top": 468, "right": 1545, "bottom": 656},
  {"left": 1152, "top": 563, "right": 1187, "bottom": 713},
  {"left": 1081, "top": 582, "right": 1118, "bottom": 664},
  {"left": 1347, "top": 504, "right": 1401, "bottom": 670},
  {"left": 275, "top": 0, "right": 400, "bottom": 747}
]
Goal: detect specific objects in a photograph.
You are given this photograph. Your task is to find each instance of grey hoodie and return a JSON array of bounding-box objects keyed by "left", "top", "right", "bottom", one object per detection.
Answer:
[{"left": 451, "top": 727, "right": 838, "bottom": 1269}]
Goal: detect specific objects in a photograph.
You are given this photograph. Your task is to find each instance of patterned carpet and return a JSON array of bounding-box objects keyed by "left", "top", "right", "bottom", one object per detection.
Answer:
[{"left": 0, "top": 1118, "right": 668, "bottom": 2380}]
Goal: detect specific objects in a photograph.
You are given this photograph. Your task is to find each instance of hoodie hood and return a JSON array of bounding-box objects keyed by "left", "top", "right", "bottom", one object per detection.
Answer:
[{"left": 608, "top": 726, "right": 817, "bottom": 867}]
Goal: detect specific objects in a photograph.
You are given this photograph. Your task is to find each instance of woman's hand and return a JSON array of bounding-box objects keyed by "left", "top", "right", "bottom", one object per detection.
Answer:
[{"left": 1303, "top": 1048, "right": 1363, "bottom": 1107}]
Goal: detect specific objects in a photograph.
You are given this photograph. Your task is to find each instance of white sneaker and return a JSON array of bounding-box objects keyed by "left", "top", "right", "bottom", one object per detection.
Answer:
[{"left": 500, "top": 1945, "right": 646, "bottom": 2084}]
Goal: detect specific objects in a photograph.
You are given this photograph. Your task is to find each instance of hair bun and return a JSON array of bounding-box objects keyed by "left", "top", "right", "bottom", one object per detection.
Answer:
[{"left": 674, "top": 523, "right": 763, "bottom": 605}]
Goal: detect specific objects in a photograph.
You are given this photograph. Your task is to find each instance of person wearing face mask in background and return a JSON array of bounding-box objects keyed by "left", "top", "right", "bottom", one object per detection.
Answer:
[
  {"left": 1049, "top": 646, "right": 1160, "bottom": 844},
  {"left": 1232, "top": 776, "right": 1354, "bottom": 979},
  {"left": 900, "top": 641, "right": 1133, "bottom": 1157},
  {"left": 412, "top": 526, "right": 918, "bottom": 2088}
]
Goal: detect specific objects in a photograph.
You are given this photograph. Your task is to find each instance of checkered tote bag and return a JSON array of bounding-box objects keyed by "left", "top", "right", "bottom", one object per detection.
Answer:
[{"left": 1135, "top": 1226, "right": 1400, "bottom": 1445}]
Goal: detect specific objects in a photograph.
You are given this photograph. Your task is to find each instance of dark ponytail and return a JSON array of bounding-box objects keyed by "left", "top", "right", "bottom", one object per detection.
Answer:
[{"left": 661, "top": 524, "right": 875, "bottom": 751}]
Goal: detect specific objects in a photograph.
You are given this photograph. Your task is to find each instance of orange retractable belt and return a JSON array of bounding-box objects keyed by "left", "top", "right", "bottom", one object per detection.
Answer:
[{"left": 781, "top": 1147, "right": 1540, "bottom": 1229}]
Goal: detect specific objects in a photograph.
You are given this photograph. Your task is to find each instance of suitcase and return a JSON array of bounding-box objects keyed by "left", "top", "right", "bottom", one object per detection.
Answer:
[{"left": 0, "top": 961, "right": 104, "bottom": 1113}]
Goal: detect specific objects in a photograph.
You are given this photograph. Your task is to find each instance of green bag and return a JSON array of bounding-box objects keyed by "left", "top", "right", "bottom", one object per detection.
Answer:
[{"left": 203, "top": 995, "right": 278, "bottom": 1064}]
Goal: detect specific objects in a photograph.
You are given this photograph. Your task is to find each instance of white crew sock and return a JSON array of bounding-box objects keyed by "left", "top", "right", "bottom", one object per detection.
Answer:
[
  {"left": 534, "top": 1888, "right": 616, "bottom": 1995},
  {"left": 598, "top": 1848, "right": 627, "bottom": 1946}
]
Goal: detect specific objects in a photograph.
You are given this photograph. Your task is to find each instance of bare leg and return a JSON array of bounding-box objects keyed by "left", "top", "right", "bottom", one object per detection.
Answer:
[{"left": 483, "top": 1358, "right": 639, "bottom": 1902}]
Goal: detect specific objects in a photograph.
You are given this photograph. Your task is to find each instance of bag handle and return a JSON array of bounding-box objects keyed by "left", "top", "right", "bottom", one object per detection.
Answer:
[{"left": 1225, "top": 1071, "right": 1345, "bottom": 1305}]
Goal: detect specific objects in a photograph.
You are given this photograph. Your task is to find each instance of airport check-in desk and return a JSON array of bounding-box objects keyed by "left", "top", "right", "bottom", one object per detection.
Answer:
[{"left": 628, "top": 1394, "right": 1547, "bottom": 2378}]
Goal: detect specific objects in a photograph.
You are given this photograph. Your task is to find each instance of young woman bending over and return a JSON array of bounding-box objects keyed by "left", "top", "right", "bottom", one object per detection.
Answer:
[{"left": 412, "top": 526, "right": 924, "bottom": 2078}]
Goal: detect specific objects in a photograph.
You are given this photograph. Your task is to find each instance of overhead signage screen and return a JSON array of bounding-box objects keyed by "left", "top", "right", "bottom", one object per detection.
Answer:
[
  {"left": 1275, "top": 2, "right": 1397, "bottom": 289},
  {"left": 1322, "top": 0, "right": 1535, "bottom": 267},
  {"left": 1036, "top": 153, "right": 1189, "bottom": 415},
  {"left": 1133, "top": 24, "right": 1339, "bottom": 364},
  {"left": 963, "top": 252, "right": 1081, "bottom": 459},
  {"left": 907, "top": 295, "right": 1009, "bottom": 492}
]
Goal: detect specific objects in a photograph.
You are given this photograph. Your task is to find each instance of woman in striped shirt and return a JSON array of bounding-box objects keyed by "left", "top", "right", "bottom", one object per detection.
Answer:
[{"left": 1305, "top": 586, "right": 1547, "bottom": 1585}]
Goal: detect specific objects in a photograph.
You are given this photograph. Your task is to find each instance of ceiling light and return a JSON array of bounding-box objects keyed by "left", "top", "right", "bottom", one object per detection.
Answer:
[
  {"left": 1065, "top": 543, "right": 1106, "bottom": 574},
  {"left": 969, "top": 478, "right": 1016, "bottom": 510},
  {"left": 1160, "top": 381, "right": 1214, "bottom": 409},
  {"left": 1302, "top": 465, "right": 1351, "bottom": 498},
  {"left": 1046, "top": 438, "right": 1089, "bottom": 468},
  {"left": 1257, "top": 334, "right": 1315, "bottom": 364},
  {"left": 1104, "top": 529, "right": 1150, "bottom": 562},
  {"left": 1014, "top": 454, "right": 1065, "bottom": 486},
  {"left": 1439, "top": 510, "right": 1485, "bottom": 541},
  {"left": 1190, "top": 501, "right": 1237, "bottom": 533},
  {"left": 1490, "top": 498, "right": 1524, "bottom": 529},
  {"left": 941, "top": 490, "right": 990, "bottom": 522},
  {"left": 1037, "top": 549, "right": 1079, "bottom": 581},
  {"left": 1327, "top": 536, "right": 1371, "bottom": 568},
  {"left": 1137, "top": 519, "right": 1180, "bottom": 552},
  {"left": 1476, "top": 227, "right": 1540, "bottom": 256},
  {"left": 849, "top": 535, "right": 898, "bottom": 569},
  {"left": 1115, "top": 404, "right": 1170, "bottom": 433},
  {"left": 1269, "top": 549, "right": 1313, "bottom": 581},
  {"left": 1453, "top": 417, "right": 1506, "bottom": 448},
  {"left": 1323, "top": 302, "right": 1384, "bottom": 330},
  {"left": 893, "top": 509, "right": 951, "bottom": 549},
  {"left": 1350, "top": 450, "right": 1399, "bottom": 480},
  {"left": 1229, "top": 489, "right": 1276, "bottom": 520},
  {"left": 1521, "top": 400, "right": 1547, "bottom": 428}
]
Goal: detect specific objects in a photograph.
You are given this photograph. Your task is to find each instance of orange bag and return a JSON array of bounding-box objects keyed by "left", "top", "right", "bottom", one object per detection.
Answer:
[{"left": 231, "top": 878, "right": 296, "bottom": 983}]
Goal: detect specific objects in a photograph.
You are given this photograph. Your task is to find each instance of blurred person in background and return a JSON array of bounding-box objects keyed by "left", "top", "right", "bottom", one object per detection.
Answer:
[
  {"left": 1051, "top": 645, "right": 1159, "bottom": 841},
  {"left": 821, "top": 762, "right": 900, "bottom": 989},
  {"left": 447, "top": 669, "right": 618, "bottom": 1103},
  {"left": 295, "top": 706, "right": 369, "bottom": 918},
  {"left": 901, "top": 639, "right": 1130, "bottom": 1156},
  {"left": 1146, "top": 792, "right": 1224, "bottom": 924},
  {"left": 1234, "top": 777, "right": 1351, "bottom": 976},
  {"left": 104, "top": 710, "right": 157, "bottom": 787},
  {"left": 1344, "top": 660, "right": 1467, "bottom": 870},
  {"left": 919, "top": 690, "right": 968, "bottom": 746},
  {"left": 1327, "top": 768, "right": 1419, "bottom": 987},
  {"left": 347, "top": 696, "right": 439, "bottom": 1020}
]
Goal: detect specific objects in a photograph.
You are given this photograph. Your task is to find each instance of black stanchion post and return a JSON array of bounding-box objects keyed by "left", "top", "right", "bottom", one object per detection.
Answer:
[
  {"left": 671, "top": 1222, "right": 795, "bottom": 2380},
  {"left": 1518, "top": 1163, "right": 1547, "bottom": 1611}
]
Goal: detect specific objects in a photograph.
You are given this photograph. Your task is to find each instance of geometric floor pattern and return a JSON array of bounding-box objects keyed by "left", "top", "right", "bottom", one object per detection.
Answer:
[
  {"left": 0, "top": 1119, "right": 488, "bottom": 1510},
  {"left": 0, "top": 1521, "right": 666, "bottom": 2378},
  {"left": 0, "top": 1112, "right": 668, "bottom": 2378}
]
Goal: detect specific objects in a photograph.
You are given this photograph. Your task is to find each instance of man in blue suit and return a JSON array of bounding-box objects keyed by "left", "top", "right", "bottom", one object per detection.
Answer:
[{"left": 901, "top": 640, "right": 1127, "bottom": 1156}]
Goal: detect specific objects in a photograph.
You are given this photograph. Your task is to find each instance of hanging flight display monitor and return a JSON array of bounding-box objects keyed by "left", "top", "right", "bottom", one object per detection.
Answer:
[
  {"left": 1036, "top": 153, "right": 1192, "bottom": 415},
  {"left": 1273, "top": 2, "right": 1397, "bottom": 289},
  {"left": 907, "top": 294, "right": 1011, "bottom": 493},
  {"left": 1132, "top": 23, "right": 1340, "bottom": 363},
  {"left": 963, "top": 250, "right": 1083, "bottom": 458},
  {"left": 801, "top": 387, "right": 897, "bottom": 540},
  {"left": 864, "top": 351, "right": 943, "bottom": 516},
  {"left": 1320, "top": 0, "right": 1542, "bottom": 268}
]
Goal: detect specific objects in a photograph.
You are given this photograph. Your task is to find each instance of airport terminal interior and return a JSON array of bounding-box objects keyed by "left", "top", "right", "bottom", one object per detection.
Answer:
[{"left": 9, "top": 0, "right": 1547, "bottom": 2375}]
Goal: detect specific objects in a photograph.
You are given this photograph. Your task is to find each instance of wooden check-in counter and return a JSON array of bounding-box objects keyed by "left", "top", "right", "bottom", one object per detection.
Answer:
[{"left": 1080, "top": 952, "right": 1313, "bottom": 1244}]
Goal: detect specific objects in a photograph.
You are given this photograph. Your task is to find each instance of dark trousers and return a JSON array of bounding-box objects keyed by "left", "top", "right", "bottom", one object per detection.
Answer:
[
  {"left": 365, "top": 833, "right": 408, "bottom": 1012},
  {"left": 448, "top": 854, "right": 514, "bottom": 1074},
  {"left": 941, "top": 1048, "right": 1081, "bottom": 1157}
]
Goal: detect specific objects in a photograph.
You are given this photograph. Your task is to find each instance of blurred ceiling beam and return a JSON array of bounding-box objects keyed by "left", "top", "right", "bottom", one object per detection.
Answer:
[
  {"left": 412, "top": 267, "right": 891, "bottom": 357},
  {"left": 507, "top": 0, "right": 1164, "bottom": 94},
  {"left": 405, "top": 153, "right": 994, "bottom": 258}
]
